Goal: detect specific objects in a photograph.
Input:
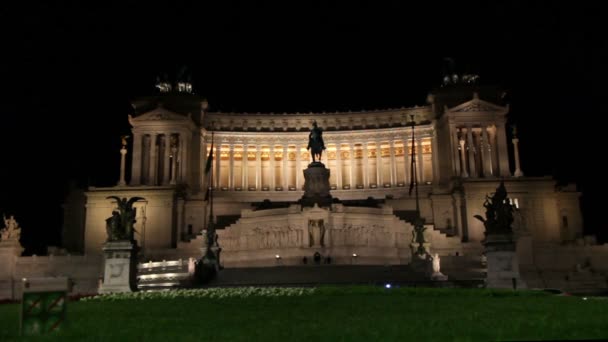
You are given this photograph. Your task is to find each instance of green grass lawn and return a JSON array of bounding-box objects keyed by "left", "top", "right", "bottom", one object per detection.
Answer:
[{"left": 1, "top": 287, "right": 607, "bottom": 341}]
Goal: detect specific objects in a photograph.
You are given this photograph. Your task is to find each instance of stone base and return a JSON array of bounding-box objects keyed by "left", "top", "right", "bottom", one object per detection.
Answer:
[
  {"left": 99, "top": 241, "right": 137, "bottom": 294},
  {"left": 484, "top": 236, "right": 527, "bottom": 289},
  {"left": 431, "top": 272, "right": 449, "bottom": 281},
  {"left": 301, "top": 164, "right": 333, "bottom": 207}
]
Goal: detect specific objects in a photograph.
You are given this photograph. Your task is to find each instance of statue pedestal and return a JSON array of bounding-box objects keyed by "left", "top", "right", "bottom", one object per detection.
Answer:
[
  {"left": 99, "top": 241, "right": 138, "bottom": 294},
  {"left": 483, "top": 233, "right": 527, "bottom": 289},
  {"left": 301, "top": 163, "right": 333, "bottom": 207},
  {"left": 0, "top": 241, "right": 24, "bottom": 300}
]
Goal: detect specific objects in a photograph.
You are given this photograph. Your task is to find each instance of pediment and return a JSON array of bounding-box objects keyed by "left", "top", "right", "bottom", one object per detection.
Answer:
[
  {"left": 446, "top": 97, "right": 507, "bottom": 115},
  {"left": 130, "top": 107, "right": 190, "bottom": 122}
]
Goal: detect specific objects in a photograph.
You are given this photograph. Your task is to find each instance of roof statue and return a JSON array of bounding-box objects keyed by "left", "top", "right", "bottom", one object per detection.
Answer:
[{"left": 1, "top": 214, "right": 21, "bottom": 242}]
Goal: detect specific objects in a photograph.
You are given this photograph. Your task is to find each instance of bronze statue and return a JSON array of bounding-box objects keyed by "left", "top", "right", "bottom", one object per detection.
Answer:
[
  {"left": 474, "top": 181, "right": 514, "bottom": 235},
  {"left": 105, "top": 196, "right": 145, "bottom": 241},
  {"left": 307, "top": 121, "right": 326, "bottom": 163}
]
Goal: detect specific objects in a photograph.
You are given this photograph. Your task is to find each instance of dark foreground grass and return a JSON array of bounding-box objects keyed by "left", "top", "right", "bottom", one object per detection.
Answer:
[{"left": 1, "top": 287, "right": 607, "bottom": 341}]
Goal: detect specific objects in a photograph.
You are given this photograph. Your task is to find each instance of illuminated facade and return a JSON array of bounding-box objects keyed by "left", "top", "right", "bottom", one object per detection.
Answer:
[{"left": 70, "top": 80, "right": 584, "bottom": 267}]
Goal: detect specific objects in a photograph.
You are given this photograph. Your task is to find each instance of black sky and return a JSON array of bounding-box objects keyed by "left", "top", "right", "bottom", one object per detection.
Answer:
[{"left": 1, "top": 2, "right": 607, "bottom": 253}]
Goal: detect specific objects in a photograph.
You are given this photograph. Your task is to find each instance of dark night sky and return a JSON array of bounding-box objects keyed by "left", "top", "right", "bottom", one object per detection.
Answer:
[{"left": 1, "top": 2, "right": 607, "bottom": 253}]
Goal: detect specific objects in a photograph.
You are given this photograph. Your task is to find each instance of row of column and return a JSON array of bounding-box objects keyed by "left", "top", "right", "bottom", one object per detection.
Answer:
[
  {"left": 131, "top": 132, "right": 188, "bottom": 186},
  {"left": 453, "top": 124, "right": 509, "bottom": 178},
  {"left": 206, "top": 138, "right": 432, "bottom": 191}
]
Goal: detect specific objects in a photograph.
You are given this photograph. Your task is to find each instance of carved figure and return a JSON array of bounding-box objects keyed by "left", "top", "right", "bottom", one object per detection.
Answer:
[
  {"left": 105, "top": 196, "right": 145, "bottom": 241},
  {"left": 474, "top": 181, "right": 515, "bottom": 235},
  {"left": 1, "top": 214, "right": 21, "bottom": 241}
]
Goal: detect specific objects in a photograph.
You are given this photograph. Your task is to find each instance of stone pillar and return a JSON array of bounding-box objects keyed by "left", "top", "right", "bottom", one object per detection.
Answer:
[
  {"left": 403, "top": 139, "right": 410, "bottom": 185},
  {"left": 256, "top": 145, "right": 262, "bottom": 190},
  {"left": 162, "top": 134, "right": 171, "bottom": 185},
  {"left": 431, "top": 130, "right": 439, "bottom": 184},
  {"left": 336, "top": 143, "right": 343, "bottom": 188},
  {"left": 459, "top": 137, "right": 468, "bottom": 178},
  {"left": 512, "top": 137, "right": 524, "bottom": 177},
  {"left": 118, "top": 146, "right": 127, "bottom": 186},
  {"left": 450, "top": 124, "right": 461, "bottom": 176},
  {"left": 375, "top": 140, "right": 382, "bottom": 187},
  {"left": 99, "top": 241, "right": 138, "bottom": 294},
  {"left": 242, "top": 144, "right": 248, "bottom": 190},
  {"left": 295, "top": 144, "right": 302, "bottom": 190},
  {"left": 170, "top": 146, "right": 178, "bottom": 185},
  {"left": 349, "top": 143, "right": 355, "bottom": 188},
  {"left": 482, "top": 126, "right": 493, "bottom": 177},
  {"left": 466, "top": 126, "right": 477, "bottom": 178},
  {"left": 363, "top": 142, "right": 370, "bottom": 188},
  {"left": 215, "top": 143, "right": 221, "bottom": 189},
  {"left": 417, "top": 137, "right": 424, "bottom": 184},
  {"left": 389, "top": 140, "right": 396, "bottom": 186},
  {"left": 488, "top": 127, "right": 499, "bottom": 177},
  {"left": 131, "top": 132, "right": 143, "bottom": 185},
  {"left": 228, "top": 144, "right": 235, "bottom": 189},
  {"left": 282, "top": 144, "right": 288, "bottom": 190},
  {"left": 270, "top": 145, "right": 276, "bottom": 190},
  {"left": 149, "top": 133, "right": 158, "bottom": 185},
  {"left": 496, "top": 122, "right": 511, "bottom": 177},
  {"left": 200, "top": 134, "right": 207, "bottom": 187}
]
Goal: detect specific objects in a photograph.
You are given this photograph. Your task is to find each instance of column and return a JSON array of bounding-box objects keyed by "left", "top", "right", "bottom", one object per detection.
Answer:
[
  {"left": 363, "top": 142, "right": 369, "bottom": 188},
  {"left": 488, "top": 127, "right": 499, "bottom": 177},
  {"left": 417, "top": 137, "right": 424, "bottom": 184},
  {"left": 228, "top": 144, "right": 235, "bottom": 189},
  {"left": 118, "top": 146, "right": 127, "bottom": 186},
  {"left": 255, "top": 145, "right": 262, "bottom": 190},
  {"left": 389, "top": 140, "right": 396, "bottom": 186},
  {"left": 214, "top": 142, "right": 221, "bottom": 188},
  {"left": 149, "top": 133, "right": 158, "bottom": 185},
  {"left": 170, "top": 145, "right": 178, "bottom": 185},
  {"left": 295, "top": 144, "right": 301, "bottom": 190},
  {"left": 282, "top": 144, "right": 288, "bottom": 190},
  {"left": 162, "top": 134, "right": 171, "bottom": 185},
  {"left": 466, "top": 125, "right": 477, "bottom": 178},
  {"left": 375, "top": 140, "right": 382, "bottom": 186},
  {"left": 131, "top": 132, "right": 143, "bottom": 185},
  {"left": 481, "top": 126, "right": 493, "bottom": 177},
  {"left": 270, "top": 145, "right": 276, "bottom": 190},
  {"left": 242, "top": 144, "right": 248, "bottom": 190},
  {"left": 180, "top": 133, "right": 188, "bottom": 182},
  {"left": 512, "top": 137, "right": 524, "bottom": 177},
  {"left": 431, "top": 130, "right": 439, "bottom": 184},
  {"left": 459, "top": 137, "right": 468, "bottom": 178},
  {"left": 495, "top": 122, "right": 511, "bottom": 177},
  {"left": 450, "top": 124, "right": 461, "bottom": 176},
  {"left": 349, "top": 143, "right": 355, "bottom": 188},
  {"left": 403, "top": 139, "right": 410, "bottom": 186},
  {"left": 336, "top": 143, "right": 343, "bottom": 188}
]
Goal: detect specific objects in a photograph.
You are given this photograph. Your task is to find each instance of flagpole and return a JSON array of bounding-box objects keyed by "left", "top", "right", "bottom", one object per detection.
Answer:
[{"left": 410, "top": 115, "right": 420, "bottom": 216}]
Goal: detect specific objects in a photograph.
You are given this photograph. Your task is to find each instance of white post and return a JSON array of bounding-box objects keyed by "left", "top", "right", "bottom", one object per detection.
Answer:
[
  {"left": 459, "top": 137, "right": 468, "bottom": 178},
  {"left": 118, "top": 146, "right": 127, "bottom": 186},
  {"left": 512, "top": 137, "right": 524, "bottom": 177}
]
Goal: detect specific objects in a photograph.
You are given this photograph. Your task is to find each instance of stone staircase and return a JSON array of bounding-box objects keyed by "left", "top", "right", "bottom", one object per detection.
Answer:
[{"left": 136, "top": 259, "right": 194, "bottom": 291}]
